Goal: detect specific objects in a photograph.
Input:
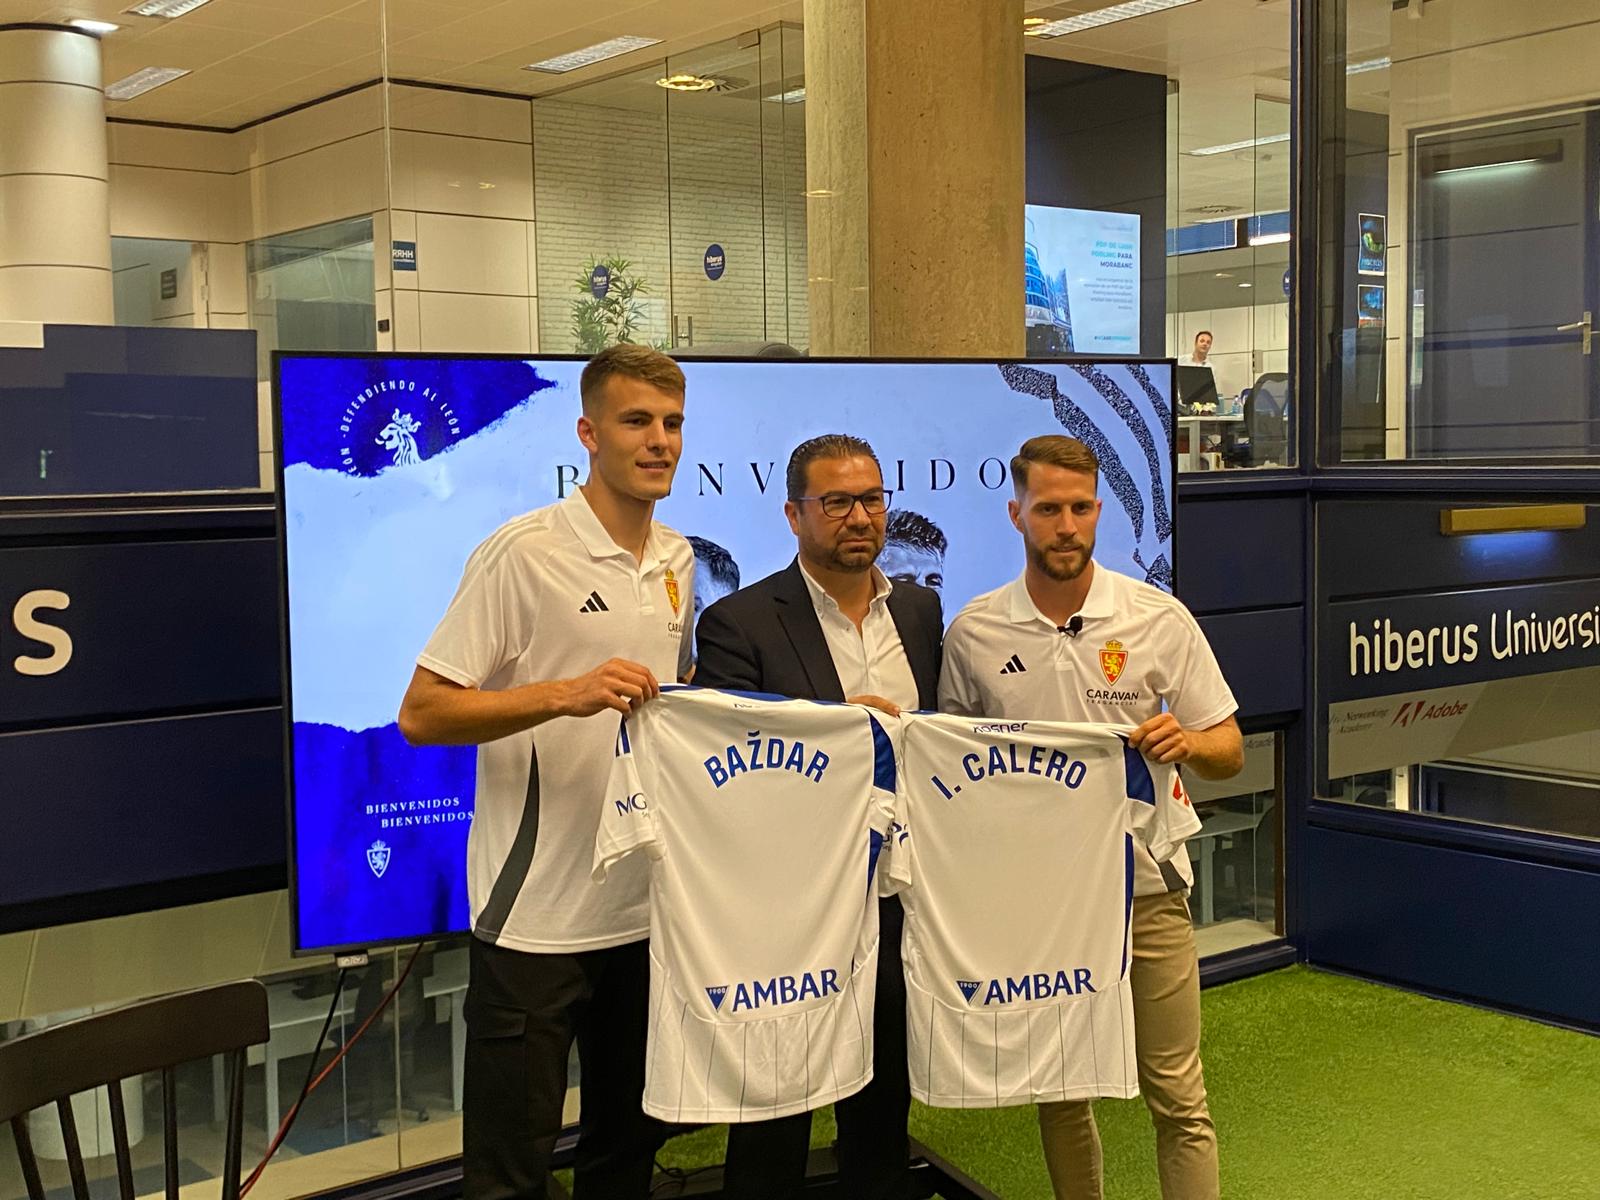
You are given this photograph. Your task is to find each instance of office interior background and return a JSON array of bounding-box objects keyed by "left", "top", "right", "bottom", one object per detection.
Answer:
[{"left": 1, "top": 0, "right": 1597, "bottom": 1197}]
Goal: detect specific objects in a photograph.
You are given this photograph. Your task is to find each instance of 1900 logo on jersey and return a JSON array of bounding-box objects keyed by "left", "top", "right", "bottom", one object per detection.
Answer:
[
  {"left": 1098, "top": 639, "right": 1128, "bottom": 685},
  {"left": 337, "top": 378, "right": 461, "bottom": 476}
]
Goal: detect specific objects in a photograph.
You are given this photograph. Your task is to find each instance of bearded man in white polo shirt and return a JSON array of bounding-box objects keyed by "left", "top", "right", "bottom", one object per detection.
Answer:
[
  {"left": 397, "top": 345, "right": 695, "bottom": 1200},
  {"left": 940, "top": 434, "right": 1243, "bottom": 1200}
]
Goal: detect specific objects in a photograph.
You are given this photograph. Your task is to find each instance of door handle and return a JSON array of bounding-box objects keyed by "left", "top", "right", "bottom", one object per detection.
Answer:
[{"left": 1556, "top": 310, "right": 1592, "bottom": 355}]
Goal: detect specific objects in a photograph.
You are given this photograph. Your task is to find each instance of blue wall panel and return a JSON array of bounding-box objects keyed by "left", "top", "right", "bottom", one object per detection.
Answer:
[{"left": 1305, "top": 823, "right": 1599, "bottom": 1028}]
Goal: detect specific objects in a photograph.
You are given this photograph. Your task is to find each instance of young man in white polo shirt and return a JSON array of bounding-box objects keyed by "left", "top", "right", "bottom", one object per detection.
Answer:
[
  {"left": 397, "top": 345, "right": 695, "bottom": 1200},
  {"left": 940, "top": 434, "right": 1243, "bottom": 1200}
]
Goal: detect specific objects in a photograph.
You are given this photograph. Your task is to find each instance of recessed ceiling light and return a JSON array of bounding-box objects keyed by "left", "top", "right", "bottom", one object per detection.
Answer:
[
  {"left": 656, "top": 73, "right": 720, "bottom": 92},
  {"left": 1238, "top": 281, "right": 1254, "bottom": 288},
  {"left": 105, "top": 66, "right": 189, "bottom": 100},
  {"left": 1189, "top": 131, "right": 1292, "bottom": 157},
  {"left": 124, "top": 0, "right": 213, "bottom": 17},
  {"left": 763, "top": 87, "right": 807, "bottom": 104},
  {"left": 1346, "top": 56, "right": 1391, "bottom": 75},
  {"left": 1213, "top": 272, "right": 1234, "bottom": 279},
  {"left": 1028, "top": 0, "right": 1199, "bottom": 38},
  {"left": 524, "top": 35, "right": 661, "bottom": 74},
  {"left": 69, "top": 19, "right": 120, "bottom": 34}
]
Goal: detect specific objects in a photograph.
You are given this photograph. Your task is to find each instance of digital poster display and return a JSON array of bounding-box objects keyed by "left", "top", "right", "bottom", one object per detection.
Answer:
[{"left": 276, "top": 354, "right": 1176, "bottom": 951}]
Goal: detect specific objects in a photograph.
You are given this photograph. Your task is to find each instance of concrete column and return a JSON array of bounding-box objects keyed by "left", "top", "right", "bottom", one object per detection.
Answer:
[
  {"left": 804, "top": 0, "right": 1025, "bottom": 357},
  {"left": 0, "top": 26, "right": 113, "bottom": 324}
]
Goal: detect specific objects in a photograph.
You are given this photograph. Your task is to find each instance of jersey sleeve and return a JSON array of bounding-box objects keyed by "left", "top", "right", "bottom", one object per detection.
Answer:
[
  {"left": 1121, "top": 742, "right": 1203, "bottom": 863},
  {"left": 1164, "top": 607, "right": 1238, "bottom": 732},
  {"left": 593, "top": 713, "right": 663, "bottom": 881},
  {"left": 865, "top": 712, "right": 901, "bottom": 896},
  {"left": 416, "top": 538, "right": 538, "bottom": 688},
  {"left": 882, "top": 716, "right": 915, "bottom": 895}
]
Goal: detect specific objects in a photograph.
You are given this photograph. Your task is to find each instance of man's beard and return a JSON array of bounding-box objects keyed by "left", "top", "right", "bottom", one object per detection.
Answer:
[{"left": 1027, "top": 535, "right": 1093, "bottom": 581}]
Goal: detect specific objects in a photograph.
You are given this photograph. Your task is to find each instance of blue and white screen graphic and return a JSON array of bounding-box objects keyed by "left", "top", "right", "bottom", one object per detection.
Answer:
[
  {"left": 278, "top": 355, "right": 1175, "bottom": 951},
  {"left": 1024, "top": 205, "right": 1141, "bottom": 356}
]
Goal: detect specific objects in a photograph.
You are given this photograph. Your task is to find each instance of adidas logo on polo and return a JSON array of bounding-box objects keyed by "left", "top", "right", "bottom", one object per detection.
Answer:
[
  {"left": 579, "top": 591, "right": 610, "bottom": 614},
  {"left": 999, "top": 654, "right": 1027, "bottom": 675}
]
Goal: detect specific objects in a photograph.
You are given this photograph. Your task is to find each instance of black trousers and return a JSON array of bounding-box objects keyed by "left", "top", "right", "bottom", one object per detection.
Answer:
[
  {"left": 721, "top": 896, "right": 912, "bottom": 1200},
  {"left": 462, "top": 936, "right": 668, "bottom": 1200}
]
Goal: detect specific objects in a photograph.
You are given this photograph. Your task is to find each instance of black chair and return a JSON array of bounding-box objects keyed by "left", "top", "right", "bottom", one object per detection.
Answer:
[
  {"left": 0, "top": 980, "right": 270, "bottom": 1200},
  {"left": 1242, "top": 372, "right": 1292, "bottom": 466}
]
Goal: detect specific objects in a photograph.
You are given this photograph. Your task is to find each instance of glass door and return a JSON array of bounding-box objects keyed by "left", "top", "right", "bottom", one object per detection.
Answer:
[{"left": 662, "top": 28, "right": 806, "bottom": 352}]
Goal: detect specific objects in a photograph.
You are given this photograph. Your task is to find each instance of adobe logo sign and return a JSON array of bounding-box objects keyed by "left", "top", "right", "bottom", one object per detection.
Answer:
[{"left": 1390, "top": 698, "right": 1470, "bottom": 728}]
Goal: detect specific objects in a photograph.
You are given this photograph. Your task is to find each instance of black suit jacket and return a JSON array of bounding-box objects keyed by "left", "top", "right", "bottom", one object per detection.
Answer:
[{"left": 694, "top": 558, "right": 942, "bottom": 708}]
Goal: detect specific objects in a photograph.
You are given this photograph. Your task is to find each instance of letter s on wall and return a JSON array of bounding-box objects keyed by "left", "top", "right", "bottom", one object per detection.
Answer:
[{"left": 13, "top": 590, "right": 72, "bottom": 676}]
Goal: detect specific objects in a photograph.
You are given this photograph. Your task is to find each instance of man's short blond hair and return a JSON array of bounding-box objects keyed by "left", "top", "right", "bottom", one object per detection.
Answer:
[
  {"left": 580, "top": 344, "right": 686, "bottom": 414},
  {"left": 1011, "top": 435, "right": 1099, "bottom": 496}
]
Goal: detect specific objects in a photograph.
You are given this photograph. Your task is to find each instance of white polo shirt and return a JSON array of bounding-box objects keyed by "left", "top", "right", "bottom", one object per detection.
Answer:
[
  {"left": 938, "top": 563, "right": 1235, "bottom": 896},
  {"left": 799, "top": 563, "right": 919, "bottom": 712},
  {"left": 417, "top": 488, "right": 695, "bottom": 952}
]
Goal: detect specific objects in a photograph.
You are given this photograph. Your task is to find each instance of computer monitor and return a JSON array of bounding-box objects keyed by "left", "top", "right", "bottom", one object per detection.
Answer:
[{"left": 1176, "top": 365, "right": 1218, "bottom": 412}]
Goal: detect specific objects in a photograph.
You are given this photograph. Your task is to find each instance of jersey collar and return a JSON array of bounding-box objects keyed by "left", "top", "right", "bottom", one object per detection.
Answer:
[
  {"left": 1005, "top": 561, "right": 1115, "bottom": 627},
  {"left": 561, "top": 487, "right": 667, "bottom": 568}
]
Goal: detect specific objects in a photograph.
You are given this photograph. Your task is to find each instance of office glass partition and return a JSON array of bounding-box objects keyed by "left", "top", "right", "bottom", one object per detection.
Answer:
[
  {"left": 247, "top": 218, "right": 378, "bottom": 384},
  {"left": 1326, "top": 0, "right": 1600, "bottom": 463},
  {"left": 1189, "top": 732, "right": 1283, "bottom": 956}
]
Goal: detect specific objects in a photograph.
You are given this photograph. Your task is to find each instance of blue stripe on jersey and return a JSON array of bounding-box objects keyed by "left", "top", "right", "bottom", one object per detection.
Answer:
[
  {"left": 1120, "top": 832, "right": 1134, "bottom": 978},
  {"left": 868, "top": 714, "right": 896, "bottom": 793},
  {"left": 1122, "top": 740, "right": 1156, "bottom": 805},
  {"left": 615, "top": 717, "right": 631, "bottom": 757},
  {"left": 867, "top": 828, "right": 885, "bottom": 893}
]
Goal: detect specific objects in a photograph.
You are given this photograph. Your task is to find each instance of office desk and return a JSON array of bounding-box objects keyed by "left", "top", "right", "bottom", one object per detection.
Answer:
[{"left": 1177, "top": 413, "right": 1244, "bottom": 472}]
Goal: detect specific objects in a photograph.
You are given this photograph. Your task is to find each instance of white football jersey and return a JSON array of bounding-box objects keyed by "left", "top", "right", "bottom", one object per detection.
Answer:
[
  {"left": 887, "top": 712, "right": 1201, "bottom": 1108},
  {"left": 594, "top": 686, "right": 897, "bottom": 1123}
]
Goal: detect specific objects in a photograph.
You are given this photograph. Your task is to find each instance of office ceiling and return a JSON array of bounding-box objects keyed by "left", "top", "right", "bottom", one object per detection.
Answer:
[{"left": 11, "top": 0, "right": 1397, "bottom": 217}]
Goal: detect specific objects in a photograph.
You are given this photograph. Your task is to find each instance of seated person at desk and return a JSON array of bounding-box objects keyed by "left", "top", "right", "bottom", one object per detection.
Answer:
[{"left": 1179, "top": 330, "right": 1214, "bottom": 370}]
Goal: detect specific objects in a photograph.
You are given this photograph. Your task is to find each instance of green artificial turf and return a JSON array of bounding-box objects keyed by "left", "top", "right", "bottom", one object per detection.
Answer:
[{"left": 645, "top": 966, "right": 1600, "bottom": 1198}]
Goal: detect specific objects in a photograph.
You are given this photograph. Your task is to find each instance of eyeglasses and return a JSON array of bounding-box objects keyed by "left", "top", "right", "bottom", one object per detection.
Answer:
[{"left": 796, "top": 489, "right": 894, "bottom": 519}]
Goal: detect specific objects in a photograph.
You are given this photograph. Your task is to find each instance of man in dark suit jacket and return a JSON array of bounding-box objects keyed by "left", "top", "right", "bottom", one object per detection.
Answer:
[{"left": 694, "top": 433, "right": 942, "bottom": 1200}]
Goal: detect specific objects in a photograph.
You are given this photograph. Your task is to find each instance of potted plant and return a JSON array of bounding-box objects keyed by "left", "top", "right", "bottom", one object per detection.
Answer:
[{"left": 570, "top": 256, "right": 658, "bottom": 352}]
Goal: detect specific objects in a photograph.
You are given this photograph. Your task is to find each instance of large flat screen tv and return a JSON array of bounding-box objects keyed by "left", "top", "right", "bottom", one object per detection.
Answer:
[{"left": 276, "top": 354, "right": 1176, "bottom": 952}]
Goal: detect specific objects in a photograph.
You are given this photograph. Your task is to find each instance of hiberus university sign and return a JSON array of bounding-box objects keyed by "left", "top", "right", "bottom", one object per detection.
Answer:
[
  {"left": 1321, "top": 579, "right": 1600, "bottom": 780},
  {"left": 1328, "top": 579, "right": 1600, "bottom": 703}
]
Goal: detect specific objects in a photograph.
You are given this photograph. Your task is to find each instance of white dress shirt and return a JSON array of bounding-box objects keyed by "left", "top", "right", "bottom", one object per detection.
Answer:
[{"left": 798, "top": 563, "right": 920, "bottom": 712}]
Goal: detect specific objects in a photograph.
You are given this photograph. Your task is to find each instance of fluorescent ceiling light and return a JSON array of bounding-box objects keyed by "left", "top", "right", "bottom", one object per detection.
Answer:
[
  {"left": 124, "top": 0, "right": 213, "bottom": 17},
  {"left": 69, "top": 19, "right": 120, "bottom": 34},
  {"left": 524, "top": 35, "right": 661, "bottom": 74},
  {"left": 1346, "top": 56, "right": 1391, "bottom": 75},
  {"left": 1023, "top": 17, "right": 1050, "bottom": 36},
  {"left": 1027, "top": 0, "right": 1199, "bottom": 38},
  {"left": 105, "top": 66, "right": 189, "bottom": 100},
  {"left": 1238, "top": 281, "right": 1253, "bottom": 288},
  {"left": 1248, "top": 231, "right": 1292, "bottom": 246},
  {"left": 764, "top": 87, "right": 807, "bottom": 104},
  {"left": 656, "top": 73, "right": 720, "bottom": 92},
  {"left": 1189, "top": 131, "right": 1291, "bottom": 157}
]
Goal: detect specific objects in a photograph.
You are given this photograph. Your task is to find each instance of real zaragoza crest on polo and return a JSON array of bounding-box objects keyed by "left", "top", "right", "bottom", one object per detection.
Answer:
[{"left": 1099, "top": 639, "right": 1129, "bottom": 685}]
